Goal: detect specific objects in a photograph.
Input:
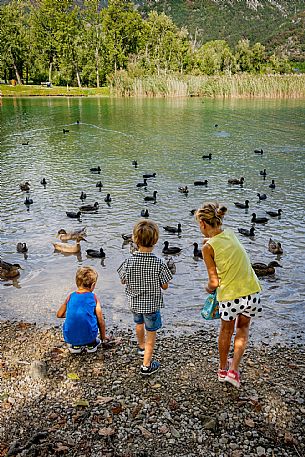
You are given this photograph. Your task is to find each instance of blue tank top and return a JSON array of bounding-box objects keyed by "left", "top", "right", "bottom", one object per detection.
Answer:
[{"left": 63, "top": 291, "right": 98, "bottom": 345}]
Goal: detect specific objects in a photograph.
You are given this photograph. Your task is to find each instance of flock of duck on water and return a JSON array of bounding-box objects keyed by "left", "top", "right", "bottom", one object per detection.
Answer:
[{"left": 0, "top": 147, "right": 283, "bottom": 281}]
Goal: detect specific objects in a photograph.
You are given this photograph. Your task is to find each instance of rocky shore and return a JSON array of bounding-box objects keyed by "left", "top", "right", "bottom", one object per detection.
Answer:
[{"left": 0, "top": 321, "right": 304, "bottom": 457}]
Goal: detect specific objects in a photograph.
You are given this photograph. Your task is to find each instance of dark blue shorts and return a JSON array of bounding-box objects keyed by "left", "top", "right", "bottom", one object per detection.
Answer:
[{"left": 133, "top": 310, "right": 162, "bottom": 332}]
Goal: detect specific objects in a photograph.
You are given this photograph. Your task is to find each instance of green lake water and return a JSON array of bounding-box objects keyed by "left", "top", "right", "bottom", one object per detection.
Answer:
[{"left": 0, "top": 97, "right": 304, "bottom": 343}]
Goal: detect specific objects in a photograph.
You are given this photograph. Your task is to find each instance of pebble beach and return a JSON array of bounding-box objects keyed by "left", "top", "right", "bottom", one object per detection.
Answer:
[{"left": 0, "top": 321, "right": 304, "bottom": 457}]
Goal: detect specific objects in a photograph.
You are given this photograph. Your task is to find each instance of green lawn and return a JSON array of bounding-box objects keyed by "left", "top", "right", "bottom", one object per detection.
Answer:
[{"left": 0, "top": 84, "right": 110, "bottom": 97}]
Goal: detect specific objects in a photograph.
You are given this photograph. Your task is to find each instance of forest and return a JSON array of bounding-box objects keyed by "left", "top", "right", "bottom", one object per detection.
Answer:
[{"left": 0, "top": 0, "right": 295, "bottom": 90}]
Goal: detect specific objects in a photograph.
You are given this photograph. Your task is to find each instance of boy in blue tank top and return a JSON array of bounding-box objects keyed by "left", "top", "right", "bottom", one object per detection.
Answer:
[{"left": 57, "top": 266, "right": 109, "bottom": 353}]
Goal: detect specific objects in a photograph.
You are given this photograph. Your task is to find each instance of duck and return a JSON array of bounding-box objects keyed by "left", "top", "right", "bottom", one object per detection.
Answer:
[
  {"left": 40, "top": 178, "right": 47, "bottom": 186},
  {"left": 16, "top": 242, "right": 28, "bottom": 253},
  {"left": 269, "top": 179, "right": 276, "bottom": 189},
  {"left": 57, "top": 227, "right": 87, "bottom": 242},
  {"left": 24, "top": 197, "right": 33, "bottom": 205},
  {"left": 122, "top": 233, "right": 133, "bottom": 242},
  {"left": 90, "top": 166, "right": 101, "bottom": 173},
  {"left": 268, "top": 238, "right": 283, "bottom": 255},
  {"left": 194, "top": 180, "right": 208, "bottom": 186},
  {"left": 257, "top": 193, "right": 267, "bottom": 200},
  {"left": 202, "top": 153, "right": 212, "bottom": 160},
  {"left": 228, "top": 177, "right": 244, "bottom": 185},
  {"left": 129, "top": 241, "right": 138, "bottom": 254},
  {"left": 254, "top": 149, "right": 263, "bottom": 154},
  {"left": 259, "top": 169, "right": 267, "bottom": 176},
  {"left": 141, "top": 209, "right": 149, "bottom": 218},
  {"left": 144, "top": 191, "right": 157, "bottom": 202},
  {"left": 22, "top": 141, "right": 29, "bottom": 145},
  {"left": 66, "top": 211, "right": 81, "bottom": 219},
  {"left": 251, "top": 213, "right": 268, "bottom": 224},
  {"left": 53, "top": 241, "right": 81, "bottom": 253},
  {"left": 252, "top": 261, "right": 282, "bottom": 277},
  {"left": 190, "top": 209, "right": 197, "bottom": 215},
  {"left": 136, "top": 179, "right": 148, "bottom": 188},
  {"left": 178, "top": 186, "right": 188, "bottom": 194},
  {"left": 0, "top": 259, "right": 22, "bottom": 279},
  {"left": 166, "top": 257, "right": 176, "bottom": 275},
  {"left": 104, "top": 194, "right": 111, "bottom": 203},
  {"left": 238, "top": 227, "right": 255, "bottom": 237},
  {"left": 132, "top": 160, "right": 138, "bottom": 167},
  {"left": 193, "top": 242, "right": 203, "bottom": 258},
  {"left": 143, "top": 173, "right": 156, "bottom": 178},
  {"left": 79, "top": 202, "right": 99, "bottom": 212},
  {"left": 20, "top": 182, "right": 30, "bottom": 192},
  {"left": 96, "top": 181, "right": 103, "bottom": 188},
  {"left": 162, "top": 241, "right": 182, "bottom": 255},
  {"left": 163, "top": 223, "right": 182, "bottom": 234},
  {"left": 234, "top": 200, "right": 249, "bottom": 209},
  {"left": 80, "top": 191, "right": 87, "bottom": 200},
  {"left": 266, "top": 209, "right": 282, "bottom": 217},
  {"left": 63, "top": 128, "right": 69, "bottom": 133},
  {"left": 86, "top": 248, "right": 105, "bottom": 258}
]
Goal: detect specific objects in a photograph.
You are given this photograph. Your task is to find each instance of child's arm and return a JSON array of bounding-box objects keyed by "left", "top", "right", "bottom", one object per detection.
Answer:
[
  {"left": 95, "top": 298, "right": 109, "bottom": 341},
  {"left": 56, "top": 294, "right": 70, "bottom": 318},
  {"left": 159, "top": 262, "right": 173, "bottom": 290},
  {"left": 117, "top": 261, "right": 127, "bottom": 285},
  {"left": 203, "top": 243, "right": 219, "bottom": 293}
]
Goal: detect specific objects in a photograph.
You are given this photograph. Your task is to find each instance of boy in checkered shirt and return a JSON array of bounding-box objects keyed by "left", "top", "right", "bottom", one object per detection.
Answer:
[{"left": 118, "top": 220, "right": 172, "bottom": 376}]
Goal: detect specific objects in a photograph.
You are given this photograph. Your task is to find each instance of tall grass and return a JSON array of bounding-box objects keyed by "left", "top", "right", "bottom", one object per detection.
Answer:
[
  {"left": 109, "top": 73, "right": 305, "bottom": 98},
  {"left": 0, "top": 85, "right": 110, "bottom": 97}
]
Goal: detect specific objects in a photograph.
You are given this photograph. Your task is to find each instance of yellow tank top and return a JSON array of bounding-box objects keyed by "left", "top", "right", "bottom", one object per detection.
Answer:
[{"left": 207, "top": 228, "right": 261, "bottom": 302}]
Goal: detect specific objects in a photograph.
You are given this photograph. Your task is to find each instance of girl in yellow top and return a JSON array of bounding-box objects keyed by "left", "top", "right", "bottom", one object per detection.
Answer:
[{"left": 196, "top": 202, "right": 261, "bottom": 388}]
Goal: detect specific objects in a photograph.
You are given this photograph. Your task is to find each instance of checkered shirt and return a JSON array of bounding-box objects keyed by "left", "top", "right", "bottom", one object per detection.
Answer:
[{"left": 117, "top": 252, "right": 172, "bottom": 313}]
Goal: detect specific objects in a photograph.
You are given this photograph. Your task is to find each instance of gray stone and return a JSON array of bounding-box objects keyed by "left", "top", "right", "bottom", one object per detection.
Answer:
[
  {"left": 29, "top": 361, "right": 47, "bottom": 379},
  {"left": 257, "top": 446, "right": 266, "bottom": 456}
]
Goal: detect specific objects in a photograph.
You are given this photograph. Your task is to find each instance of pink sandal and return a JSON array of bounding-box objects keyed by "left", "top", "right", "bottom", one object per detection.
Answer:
[{"left": 225, "top": 370, "right": 240, "bottom": 388}]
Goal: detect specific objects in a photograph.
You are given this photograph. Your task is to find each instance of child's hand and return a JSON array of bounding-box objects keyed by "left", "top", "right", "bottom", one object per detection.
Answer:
[
  {"left": 102, "top": 335, "right": 112, "bottom": 342},
  {"left": 205, "top": 285, "right": 216, "bottom": 294}
]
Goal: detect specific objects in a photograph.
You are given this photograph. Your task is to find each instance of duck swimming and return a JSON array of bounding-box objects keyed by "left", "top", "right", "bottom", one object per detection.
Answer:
[
  {"left": 79, "top": 202, "right": 99, "bottom": 212},
  {"left": 141, "top": 209, "right": 149, "bottom": 218},
  {"left": 238, "top": 227, "right": 255, "bottom": 237},
  {"left": 257, "top": 193, "right": 267, "bottom": 200},
  {"left": 144, "top": 191, "right": 157, "bottom": 202},
  {"left": 80, "top": 191, "right": 87, "bottom": 200},
  {"left": 90, "top": 166, "right": 101, "bottom": 173},
  {"left": 228, "top": 177, "right": 244, "bottom": 185},
  {"left": 63, "top": 128, "right": 69, "bottom": 133},
  {"left": 163, "top": 224, "right": 182, "bottom": 234},
  {"left": 234, "top": 200, "right": 249, "bottom": 209},
  {"left": 268, "top": 238, "right": 283, "bottom": 255},
  {"left": 16, "top": 242, "right": 28, "bottom": 253},
  {"left": 190, "top": 209, "right": 197, "bottom": 215},
  {"left": 194, "top": 180, "right": 208, "bottom": 186},
  {"left": 252, "top": 261, "right": 282, "bottom": 277},
  {"left": 162, "top": 241, "right": 182, "bottom": 255},
  {"left": 96, "top": 181, "right": 103, "bottom": 188},
  {"left": 57, "top": 227, "right": 87, "bottom": 242},
  {"left": 193, "top": 242, "right": 203, "bottom": 258},
  {"left": 266, "top": 209, "right": 282, "bottom": 217},
  {"left": 122, "top": 233, "right": 133, "bottom": 242},
  {"left": 269, "top": 179, "right": 276, "bottom": 189},
  {"left": 24, "top": 197, "right": 33, "bottom": 205},
  {"left": 53, "top": 241, "right": 81, "bottom": 253},
  {"left": 104, "top": 194, "right": 111, "bottom": 203},
  {"left": 202, "top": 153, "right": 212, "bottom": 160},
  {"left": 254, "top": 149, "right": 263, "bottom": 154},
  {"left": 143, "top": 173, "right": 156, "bottom": 178},
  {"left": 166, "top": 257, "right": 176, "bottom": 275},
  {"left": 136, "top": 179, "right": 148, "bottom": 188},
  {"left": 0, "top": 259, "right": 22, "bottom": 279},
  {"left": 40, "top": 178, "right": 47, "bottom": 186},
  {"left": 20, "top": 182, "right": 30, "bottom": 192},
  {"left": 259, "top": 169, "right": 267, "bottom": 176},
  {"left": 251, "top": 213, "right": 268, "bottom": 224},
  {"left": 66, "top": 211, "right": 81, "bottom": 219},
  {"left": 86, "top": 248, "right": 105, "bottom": 258},
  {"left": 178, "top": 186, "right": 188, "bottom": 194},
  {"left": 132, "top": 160, "right": 138, "bottom": 167}
]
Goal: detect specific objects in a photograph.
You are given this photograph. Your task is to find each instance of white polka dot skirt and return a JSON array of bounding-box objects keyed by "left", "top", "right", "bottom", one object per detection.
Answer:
[{"left": 219, "top": 292, "right": 262, "bottom": 321}]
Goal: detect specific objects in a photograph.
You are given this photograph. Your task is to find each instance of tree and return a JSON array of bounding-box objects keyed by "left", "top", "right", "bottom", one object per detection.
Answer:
[{"left": 196, "top": 40, "right": 236, "bottom": 75}]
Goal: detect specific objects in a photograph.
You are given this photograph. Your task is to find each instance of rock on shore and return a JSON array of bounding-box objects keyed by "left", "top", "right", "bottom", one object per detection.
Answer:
[{"left": 0, "top": 321, "right": 304, "bottom": 457}]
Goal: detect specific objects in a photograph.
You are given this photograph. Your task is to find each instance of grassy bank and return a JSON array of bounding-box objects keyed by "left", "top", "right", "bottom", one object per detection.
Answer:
[
  {"left": 109, "top": 73, "right": 305, "bottom": 98},
  {"left": 0, "top": 84, "right": 110, "bottom": 97}
]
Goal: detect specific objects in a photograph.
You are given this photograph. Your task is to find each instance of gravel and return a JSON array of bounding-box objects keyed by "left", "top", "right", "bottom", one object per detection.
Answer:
[{"left": 0, "top": 321, "right": 304, "bottom": 457}]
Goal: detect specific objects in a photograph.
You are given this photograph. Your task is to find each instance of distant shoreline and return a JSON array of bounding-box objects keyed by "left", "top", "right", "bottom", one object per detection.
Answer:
[{"left": 1, "top": 74, "right": 305, "bottom": 98}]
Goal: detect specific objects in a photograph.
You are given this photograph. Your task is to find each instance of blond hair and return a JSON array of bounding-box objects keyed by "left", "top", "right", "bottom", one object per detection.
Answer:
[
  {"left": 133, "top": 219, "right": 159, "bottom": 248},
  {"left": 195, "top": 202, "right": 227, "bottom": 227},
  {"left": 76, "top": 266, "right": 98, "bottom": 289}
]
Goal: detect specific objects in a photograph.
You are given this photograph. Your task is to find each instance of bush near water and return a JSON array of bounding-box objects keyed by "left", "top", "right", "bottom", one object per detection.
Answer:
[{"left": 0, "top": 0, "right": 304, "bottom": 97}]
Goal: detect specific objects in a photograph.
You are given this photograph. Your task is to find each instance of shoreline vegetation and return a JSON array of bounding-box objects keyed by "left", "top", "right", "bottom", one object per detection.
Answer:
[
  {"left": 1, "top": 74, "right": 305, "bottom": 99},
  {"left": 0, "top": 320, "right": 304, "bottom": 457}
]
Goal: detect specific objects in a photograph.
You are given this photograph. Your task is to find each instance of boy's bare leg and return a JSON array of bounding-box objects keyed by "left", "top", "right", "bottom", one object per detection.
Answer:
[
  {"left": 231, "top": 315, "right": 251, "bottom": 372},
  {"left": 136, "top": 323, "right": 145, "bottom": 350},
  {"left": 218, "top": 319, "right": 235, "bottom": 370},
  {"left": 143, "top": 330, "right": 156, "bottom": 367}
]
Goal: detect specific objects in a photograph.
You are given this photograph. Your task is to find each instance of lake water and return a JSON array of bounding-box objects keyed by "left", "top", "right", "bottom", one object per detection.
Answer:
[{"left": 0, "top": 97, "right": 304, "bottom": 344}]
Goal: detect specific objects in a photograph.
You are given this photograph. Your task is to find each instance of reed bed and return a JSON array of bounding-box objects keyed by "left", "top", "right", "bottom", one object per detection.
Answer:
[{"left": 110, "top": 73, "right": 305, "bottom": 98}]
